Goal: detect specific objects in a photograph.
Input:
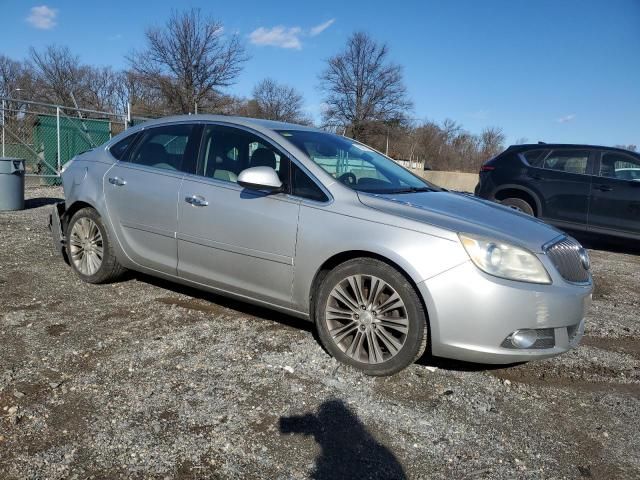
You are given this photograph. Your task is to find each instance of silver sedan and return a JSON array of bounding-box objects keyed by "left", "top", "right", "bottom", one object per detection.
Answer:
[{"left": 50, "top": 116, "right": 593, "bottom": 375}]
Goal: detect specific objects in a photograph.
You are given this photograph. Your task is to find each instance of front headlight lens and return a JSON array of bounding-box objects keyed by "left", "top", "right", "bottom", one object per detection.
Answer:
[{"left": 459, "top": 233, "right": 551, "bottom": 284}]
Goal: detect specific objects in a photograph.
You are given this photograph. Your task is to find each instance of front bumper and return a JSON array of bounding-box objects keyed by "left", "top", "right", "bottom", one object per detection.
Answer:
[{"left": 418, "top": 261, "right": 592, "bottom": 364}]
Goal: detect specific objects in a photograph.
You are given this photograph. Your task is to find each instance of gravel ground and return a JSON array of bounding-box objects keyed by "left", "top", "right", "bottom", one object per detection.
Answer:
[{"left": 1, "top": 186, "right": 638, "bottom": 480}]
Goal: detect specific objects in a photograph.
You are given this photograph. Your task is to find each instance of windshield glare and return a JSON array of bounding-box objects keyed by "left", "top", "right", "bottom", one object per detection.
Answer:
[{"left": 276, "top": 130, "right": 437, "bottom": 194}]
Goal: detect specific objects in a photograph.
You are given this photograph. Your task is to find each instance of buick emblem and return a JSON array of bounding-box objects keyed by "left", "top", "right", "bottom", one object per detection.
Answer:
[{"left": 578, "top": 248, "right": 590, "bottom": 270}]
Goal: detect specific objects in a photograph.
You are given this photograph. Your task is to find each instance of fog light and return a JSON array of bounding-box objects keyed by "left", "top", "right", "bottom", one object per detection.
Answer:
[{"left": 510, "top": 329, "right": 537, "bottom": 348}]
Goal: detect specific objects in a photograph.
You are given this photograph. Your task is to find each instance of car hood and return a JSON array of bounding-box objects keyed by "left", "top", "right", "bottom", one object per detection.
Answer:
[{"left": 357, "top": 191, "right": 563, "bottom": 253}]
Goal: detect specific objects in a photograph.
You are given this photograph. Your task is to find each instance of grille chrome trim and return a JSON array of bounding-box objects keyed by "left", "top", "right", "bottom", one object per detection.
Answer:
[{"left": 544, "top": 236, "right": 591, "bottom": 284}]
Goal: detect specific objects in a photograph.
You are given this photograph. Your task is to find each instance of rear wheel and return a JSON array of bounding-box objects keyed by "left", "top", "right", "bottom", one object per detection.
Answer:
[
  {"left": 66, "top": 208, "right": 125, "bottom": 284},
  {"left": 315, "top": 258, "right": 428, "bottom": 376},
  {"left": 501, "top": 197, "right": 535, "bottom": 216}
]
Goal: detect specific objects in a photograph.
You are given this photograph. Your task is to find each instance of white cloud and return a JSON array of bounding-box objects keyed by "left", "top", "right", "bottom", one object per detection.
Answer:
[
  {"left": 249, "top": 26, "right": 303, "bottom": 50},
  {"left": 556, "top": 113, "right": 576, "bottom": 123},
  {"left": 26, "top": 5, "right": 57, "bottom": 30},
  {"left": 250, "top": 19, "right": 335, "bottom": 50},
  {"left": 310, "top": 19, "right": 335, "bottom": 36}
]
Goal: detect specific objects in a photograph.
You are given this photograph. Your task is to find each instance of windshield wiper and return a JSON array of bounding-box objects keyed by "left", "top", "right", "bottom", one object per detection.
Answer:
[{"left": 382, "top": 186, "right": 433, "bottom": 194}]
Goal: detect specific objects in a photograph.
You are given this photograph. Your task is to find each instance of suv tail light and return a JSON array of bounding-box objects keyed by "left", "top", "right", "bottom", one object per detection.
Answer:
[{"left": 480, "top": 165, "right": 496, "bottom": 172}]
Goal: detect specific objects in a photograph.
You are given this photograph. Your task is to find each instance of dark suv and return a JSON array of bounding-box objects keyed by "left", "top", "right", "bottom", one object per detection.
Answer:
[{"left": 475, "top": 144, "right": 640, "bottom": 240}]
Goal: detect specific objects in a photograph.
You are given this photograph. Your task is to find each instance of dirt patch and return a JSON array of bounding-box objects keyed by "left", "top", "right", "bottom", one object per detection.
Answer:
[{"left": 46, "top": 323, "right": 69, "bottom": 337}]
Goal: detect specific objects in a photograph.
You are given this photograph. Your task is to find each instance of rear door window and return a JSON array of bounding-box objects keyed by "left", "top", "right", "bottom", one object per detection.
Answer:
[
  {"left": 599, "top": 152, "right": 640, "bottom": 181},
  {"left": 126, "top": 123, "right": 200, "bottom": 173},
  {"left": 543, "top": 150, "right": 590, "bottom": 175},
  {"left": 109, "top": 133, "right": 139, "bottom": 160},
  {"left": 522, "top": 149, "right": 549, "bottom": 167}
]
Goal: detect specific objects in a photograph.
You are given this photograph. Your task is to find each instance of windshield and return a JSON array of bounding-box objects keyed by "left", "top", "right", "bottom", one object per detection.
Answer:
[{"left": 276, "top": 130, "right": 438, "bottom": 194}]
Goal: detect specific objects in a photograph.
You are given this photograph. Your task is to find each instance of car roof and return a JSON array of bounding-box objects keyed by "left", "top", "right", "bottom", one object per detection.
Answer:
[
  {"left": 137, "top": 114, "right": 323, "bottom": 133},
  {"left": 506, "top": 143, "right": 638, "bottom": 154}
]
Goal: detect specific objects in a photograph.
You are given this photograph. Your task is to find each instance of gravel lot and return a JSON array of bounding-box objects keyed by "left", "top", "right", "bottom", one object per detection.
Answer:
[{"left": 1, "top": 186, "right": 638, "bottom": 479}]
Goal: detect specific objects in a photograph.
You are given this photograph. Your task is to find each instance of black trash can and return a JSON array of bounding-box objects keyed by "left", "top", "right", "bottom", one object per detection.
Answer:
[{"left": 0, "top": 158, "right": 25, "bottom": 211}]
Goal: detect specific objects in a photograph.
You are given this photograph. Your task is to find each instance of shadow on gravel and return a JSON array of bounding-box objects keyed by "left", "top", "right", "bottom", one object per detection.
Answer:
[
  {"left": 134, "top": 272, "right": 315, "bottom": 333},
  {"left": 280, "top": 399, "right": 406, "bottom": 480},
  {"left": 23, "top": 197, "right": 62, "bottom": 210}
]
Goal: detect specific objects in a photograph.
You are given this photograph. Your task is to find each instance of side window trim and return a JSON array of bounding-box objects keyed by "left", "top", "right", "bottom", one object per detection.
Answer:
[{"left": 108, "top": 131, "right": 141, "bottom": 161}]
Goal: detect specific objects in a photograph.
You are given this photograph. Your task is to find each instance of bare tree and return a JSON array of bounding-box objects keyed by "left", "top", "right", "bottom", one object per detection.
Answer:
[
  {"left": 29, "top": 45, "right": 90, "bottom": 106},
  {"left": 480, "top": 126, "right": 506, "bottom": 159},
  {"left": 0, "top": 55, "right": 33, "bottom": 99},
  {"left": 252, "top": 78, "right": 309, "bottom": 124},
  {"left": 129, "top": 8, "right": 248, "bottom": 114},
  {"left": 319, "top": 32, "right": 412, "bottom": 140}
]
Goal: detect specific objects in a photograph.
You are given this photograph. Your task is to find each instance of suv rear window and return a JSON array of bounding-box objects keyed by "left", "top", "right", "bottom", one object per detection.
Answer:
[
  {"left": 522, "top": 149, "right": 548, "bottom": 167},
  {"left": 543, "top": 150, "right": 590, "bottom": 175}
]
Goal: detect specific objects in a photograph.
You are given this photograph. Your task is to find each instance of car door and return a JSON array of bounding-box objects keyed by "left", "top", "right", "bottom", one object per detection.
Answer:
[
  {"left": 177, "top": 123, "right": 300, "bottom": 307},
  {"left": 526, "top": 148, "right": 594, "bottom": 228},
  {"left": 588, "top": 150, "right": 640, "bottom": 237},
  {"left": 104, "top": 122, "right": 201, "bottom": 275}
]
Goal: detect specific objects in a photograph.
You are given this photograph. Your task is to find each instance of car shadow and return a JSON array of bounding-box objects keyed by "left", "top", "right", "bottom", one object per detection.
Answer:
[
  {"left": 133, "top": 272, "right": 516, "bottom": 373},
  {"left": 24, "top": 197, "right": 63, "bottom": 210},
  {"left": 132, "top": 272, "right": 314, "bottom": 334},
  {"left": 279, "top": 399, "right": 407, "bottom": 480}
]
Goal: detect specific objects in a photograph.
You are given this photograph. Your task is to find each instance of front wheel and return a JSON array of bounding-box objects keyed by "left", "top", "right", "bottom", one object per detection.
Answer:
[
  {"left": 66, "top": 207, "right": 126, "bottom": 284},
  {"left": 315, "top": 258, "right": 428, "bottom": 376}
]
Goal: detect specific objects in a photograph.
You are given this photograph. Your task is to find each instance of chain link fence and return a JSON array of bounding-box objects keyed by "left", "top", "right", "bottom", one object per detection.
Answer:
[{"left": 0, "top": 98, "right": 141, "bottom": 185}]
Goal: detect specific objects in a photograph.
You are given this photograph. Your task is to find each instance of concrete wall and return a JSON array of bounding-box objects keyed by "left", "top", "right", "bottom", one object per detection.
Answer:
[{"left": 411, "top": 170, "right": 479, "bottom": 192}]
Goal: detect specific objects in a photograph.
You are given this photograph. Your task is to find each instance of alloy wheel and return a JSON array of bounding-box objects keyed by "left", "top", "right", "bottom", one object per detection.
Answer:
[
  {"left": 69, "top": 217, "right": 104, "bottom": 276},
  {"left": 324, "top": 274, "right": 409, "bottom": 364}
]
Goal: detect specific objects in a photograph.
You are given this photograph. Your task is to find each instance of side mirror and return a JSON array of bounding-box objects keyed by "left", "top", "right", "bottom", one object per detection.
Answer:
[{"left": 237, "top": 166, "right": 283, "bottom": 192}]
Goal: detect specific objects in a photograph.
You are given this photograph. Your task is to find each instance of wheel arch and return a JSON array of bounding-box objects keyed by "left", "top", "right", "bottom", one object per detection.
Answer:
[
  {"left": 492, "top": 185, "right": 542, "bottom": 217},
  {"left": 63, "top": 200, "right": 97, "bottom": 229},
  {"left": 308, "top": 250, "right": 431, "bottom": 347}
]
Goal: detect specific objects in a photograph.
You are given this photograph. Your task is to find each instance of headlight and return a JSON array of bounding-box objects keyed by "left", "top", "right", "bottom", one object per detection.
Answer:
[{"left": 458, "top": 233, "right": 551, "bottom": 284}]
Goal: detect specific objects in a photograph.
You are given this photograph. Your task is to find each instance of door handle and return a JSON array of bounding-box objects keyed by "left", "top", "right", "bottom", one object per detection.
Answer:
[
  {"left": 185, "top": 195, "right": 209, "bottom": 207},
  {"left": 108, "top": 177, "right": 126, "bottom": 186},
  {"left": 595, "top": 184, "right": 613, "bottom": 192}
]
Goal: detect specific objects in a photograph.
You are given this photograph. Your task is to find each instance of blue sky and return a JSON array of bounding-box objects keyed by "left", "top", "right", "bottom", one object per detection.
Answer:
[{"left": 1, "top": 0, "right": 639, "bottom": 146}]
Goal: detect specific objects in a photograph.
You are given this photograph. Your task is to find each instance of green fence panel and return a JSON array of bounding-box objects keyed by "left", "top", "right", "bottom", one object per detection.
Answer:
[{"left": 33, "top": 115, "right": 112, "bottom": 184}]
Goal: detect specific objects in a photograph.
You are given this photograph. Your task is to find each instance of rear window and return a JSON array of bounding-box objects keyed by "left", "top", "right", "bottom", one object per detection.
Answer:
[
  {"left": 522, "top": 149, "right": 548, "bottom": 167},
  {"left": 109, "top": 133, "right": 139, "bottom": 160}
]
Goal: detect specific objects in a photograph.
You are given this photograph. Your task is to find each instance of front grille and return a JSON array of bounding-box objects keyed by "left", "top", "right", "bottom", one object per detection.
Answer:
[{"left": 545, "top": 237, "right": 590, "bottom": 283}]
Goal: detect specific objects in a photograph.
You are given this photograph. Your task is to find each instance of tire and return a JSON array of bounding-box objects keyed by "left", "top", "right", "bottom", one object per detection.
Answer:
[
  {"left": 501, "top": 197, "right": 535, "bottom": 216},
  {"left": 66, "top": 207, "right": 126, "bottom": 284},
  {"left": 315, "top": 258, "right": 428, "bottom": 376}
]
